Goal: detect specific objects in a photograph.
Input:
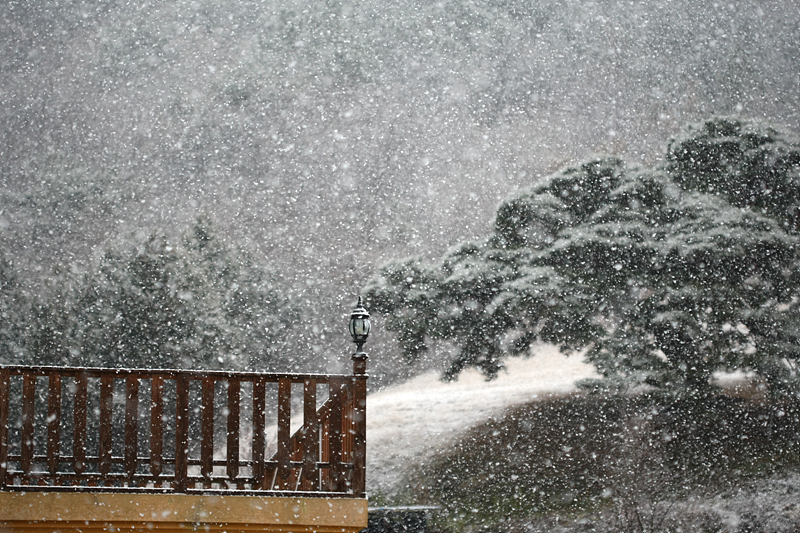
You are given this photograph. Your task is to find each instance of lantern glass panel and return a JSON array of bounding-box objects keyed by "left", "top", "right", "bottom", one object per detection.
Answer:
[{"left": 350, "top": 317, "right": 370, "bottom": 339}]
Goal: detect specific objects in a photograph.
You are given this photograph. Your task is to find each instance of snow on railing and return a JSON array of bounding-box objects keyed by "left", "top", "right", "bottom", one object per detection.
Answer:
[{"left": 0, "top": 362, "right": 367, "bottom": 497}]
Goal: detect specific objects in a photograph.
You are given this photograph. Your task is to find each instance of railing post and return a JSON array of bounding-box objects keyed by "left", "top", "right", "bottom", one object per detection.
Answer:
[
  {"left": 226, "top": 378, "right": 241, "bottom": 485},
  {"left": 328, "top": 378, "right": 344, "bottom": 492},
  {"left": 200, "top": 378, "right": 215, "bottom": 483},
  {"left": 351, "top": 352, "right": 368, "bottom": 497},
  {"left": 73, "top": 372, "right": 87, "bottom": 476},
  {"left": 175, "top": 375, "right": 190, "bottom": 492},
  {"left": 124, "top": 376, "right": 140, "bottom": 483},
  {"left": 276, "top": 378, "right": 292, "bottom": 486},
  {"left": 47, "top": 374, "right": 62, "bottom": 476},
  {"left": 303, "top": 379, "right": 319, "bottom": 485},
  {"left": 20, "top": 373, "right": 35, "bottom": 478},
  {"left": 252, "top": 377, "right": 267, "bottom": 489},
  {"left": 149, "top": 376, "right": 164, "bottom": 479},
  {"left": 98, "top": 375, "right": 114, "bottom": 480}
]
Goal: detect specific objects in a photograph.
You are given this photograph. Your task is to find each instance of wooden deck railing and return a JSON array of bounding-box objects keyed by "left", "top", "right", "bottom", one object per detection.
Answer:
[{"left": 0, "top": 357, "right": 367, "bottom": 497}]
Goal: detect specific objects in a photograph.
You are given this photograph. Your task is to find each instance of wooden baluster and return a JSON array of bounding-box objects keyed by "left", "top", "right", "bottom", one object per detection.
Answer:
[
  {"left": 328, "top": 378, "right": 344, "bottom": 492},
  {"left": 98, "top": 375, "right": 114, "bottom": 480},
  {"left": 0, "top": 368, "right": 10, "bottom": 488},
  {"left": 175, "top": 375, "right": 190, "bottom": 492},
  {"left": 303, "top": 379, "right": 318, "bottom": 486},
  {"left": 150, "top": 376, "right": 164, "bottom": 479},
  {"left": 252, "top": 378, "right": 266, "bottom": 490},
  {"left": 320, "top": 403, "right": 331, "bottom": 490},
  {"left": 47, "top": 373, "right": 62, "bottom": 477},
  {"left": 200, "top": 378, "right": 214, "bottom": 483},
  {"left": 73, "top": 373, "right": 87, "bottom": 476},
  {"left": 226, "top": 379, "right": 240, "bottom": 485},
  {"left": 276, "top": 378, "right": 291, "bottom": 485},
  {"left": 291, "top": 434, "right": 303, "bottom": 491},
  {"left": 342, "top": 386, "right": 353, "bottom": 488},
  {"left": 21, "top": 373, "right": 36, "bottom": 478},
  {"left": 124, "top": 376, "right": 139, "bottom": 484}
]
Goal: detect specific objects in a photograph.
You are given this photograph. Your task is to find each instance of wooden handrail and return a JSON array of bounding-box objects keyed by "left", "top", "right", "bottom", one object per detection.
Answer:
[{"left": 0, "top": 362, "right": 367, "bottom": 497}]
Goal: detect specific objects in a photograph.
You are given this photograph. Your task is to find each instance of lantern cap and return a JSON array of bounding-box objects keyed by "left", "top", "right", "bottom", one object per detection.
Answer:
[{"left": 351, "top": 296, "right": 369, "bottom": 316}]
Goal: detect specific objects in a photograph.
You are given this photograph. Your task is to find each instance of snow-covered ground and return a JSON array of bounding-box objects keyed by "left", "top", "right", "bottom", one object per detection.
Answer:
[{"left": 366, "top": 344, "right": 598, "bottom": 496}]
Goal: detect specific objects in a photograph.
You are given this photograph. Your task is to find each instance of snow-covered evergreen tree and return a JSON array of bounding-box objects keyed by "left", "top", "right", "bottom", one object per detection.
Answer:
[
  {"left": 69, "top": 216, "right": 296, "bottom": 370},
  {"left": 664, "top": 117, "right": 800, "bottom": 395},
  {"left": 0, "top": 253, "right": 23, "bottom": 363},
  {"left": 71, "top": 232, "right": 192, "bottom": 368},
  {"left": 176, "top": 214, "right": 299, "bottom": 371},
  {"left": 366, "top": 118, "right": 800, "bottom": 396},
  {"left": 2, "top": 215, "right": 297, "bottom": 371}
]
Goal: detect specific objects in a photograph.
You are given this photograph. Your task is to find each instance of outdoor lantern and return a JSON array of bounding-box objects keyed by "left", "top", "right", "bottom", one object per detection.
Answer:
[{"left": 349, "top": 296, "right": 371, "bottom": 351}]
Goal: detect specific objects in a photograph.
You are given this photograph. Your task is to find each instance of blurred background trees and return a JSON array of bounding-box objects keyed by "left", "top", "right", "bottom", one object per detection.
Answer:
[{"left": 0, "top": 215, "right": 302, "bottom": 372}]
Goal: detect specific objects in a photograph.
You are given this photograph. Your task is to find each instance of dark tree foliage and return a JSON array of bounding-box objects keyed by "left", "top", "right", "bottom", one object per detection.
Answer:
[
  {"left": 666, "top": 118, "right": 800, "bottom": 231},
  {"left": 0, "top": 254, "right": 24, "bottom": 363},
  {"left": 365, "top": 118, "right": 800, "bottom": 395},
  {"left": 1, "top": 216, "right": 297, "bottom": 371}
]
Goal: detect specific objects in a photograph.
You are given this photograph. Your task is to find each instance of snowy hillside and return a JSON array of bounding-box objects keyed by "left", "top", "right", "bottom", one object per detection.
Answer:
[{"left": 365, "top": 344, "right": 597, "bottom": 496}]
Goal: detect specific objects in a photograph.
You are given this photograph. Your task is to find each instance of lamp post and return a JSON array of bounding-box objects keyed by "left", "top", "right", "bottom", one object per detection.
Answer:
[
  {"left": 348, "top": 297, "right": 369, "bottom": 496},
  {"left": 349, "top": 296, "right": 370, "bottom": 375}
]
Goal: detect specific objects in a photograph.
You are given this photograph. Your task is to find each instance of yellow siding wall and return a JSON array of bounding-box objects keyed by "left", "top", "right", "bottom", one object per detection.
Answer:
[{"left": 0, "top": 492, "right": 368, "bottom": 533}]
